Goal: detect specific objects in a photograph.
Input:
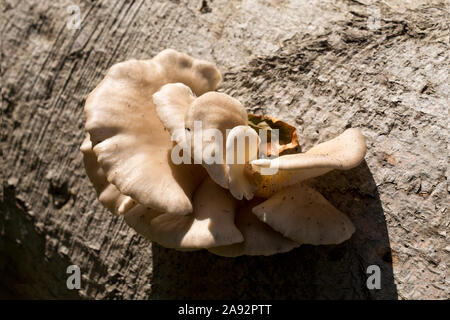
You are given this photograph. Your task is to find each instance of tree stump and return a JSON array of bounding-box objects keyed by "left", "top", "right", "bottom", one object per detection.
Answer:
[{"left": 1, "top": 0, "right": 448, "bottom": 299}]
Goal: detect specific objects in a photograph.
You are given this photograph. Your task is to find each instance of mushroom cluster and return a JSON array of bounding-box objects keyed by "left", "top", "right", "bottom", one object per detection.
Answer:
[{"left": 81, "top": 49, "right": 366, "bottom": 257}]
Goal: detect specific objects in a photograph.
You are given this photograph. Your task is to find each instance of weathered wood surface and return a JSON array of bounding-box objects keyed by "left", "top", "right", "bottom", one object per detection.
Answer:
[{"left": 1, "top": 0, "right": 448, "bottom": 299}]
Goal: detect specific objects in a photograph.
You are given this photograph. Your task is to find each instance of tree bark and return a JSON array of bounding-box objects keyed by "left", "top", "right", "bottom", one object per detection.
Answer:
[{"left": 1, "top": 0, "right": 448, "bottom": 299}]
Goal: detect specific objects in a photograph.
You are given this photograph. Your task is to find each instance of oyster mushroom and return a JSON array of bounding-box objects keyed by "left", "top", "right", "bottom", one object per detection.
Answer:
[
  {"left": 81, "top": 49, "right": 367, "bottom": 257},
  {"left": 84, "top": 49, "right": 219, "bottom": 216}
]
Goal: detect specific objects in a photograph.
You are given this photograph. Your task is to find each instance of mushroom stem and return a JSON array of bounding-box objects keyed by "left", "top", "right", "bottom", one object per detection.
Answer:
[{"left": 250, "top": 128, "right": 367, "bottom": 197}]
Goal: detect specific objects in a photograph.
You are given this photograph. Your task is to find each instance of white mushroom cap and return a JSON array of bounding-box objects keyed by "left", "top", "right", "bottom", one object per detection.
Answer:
[
  {"left": 208, "top": 199, "right": 300, "bottom": 257},
  {"left": 225, "top": 125, "right": 260, "bottom": 200},
  {"left": 153, "top": 83, "right": 249, "bottom": 190},
  {"left": 80, "top": 134, "right": 136, "bottom": 215},
  {"left": 152, "top": 83, "right": 196, "bottom": 145},
  {"left": 85, "top": 50, "right": 220, "bottom": 215},
  {"left": 124, "top": 177, "right": 243, "bottom": 249},
  {"left": 252, "top": 183, "right": 355, "bottom": 245},
  {"left": 184, "top": 91, "right": 248, "bottom": 188},
  {"left": 250, "top": 128, "right": 367, "bottom": 197},
  {"left": 152, "top": 49, "right": 222, "bottom": 96}
]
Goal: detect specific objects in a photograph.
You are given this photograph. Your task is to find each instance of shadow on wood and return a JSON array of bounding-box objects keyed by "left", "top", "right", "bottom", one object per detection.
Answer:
[
  {"left": 149, "top": 161, "right": 397, "bottom": 299},
  {"left": 0, "top": 184, "right": 80, "bottom": 299}
]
